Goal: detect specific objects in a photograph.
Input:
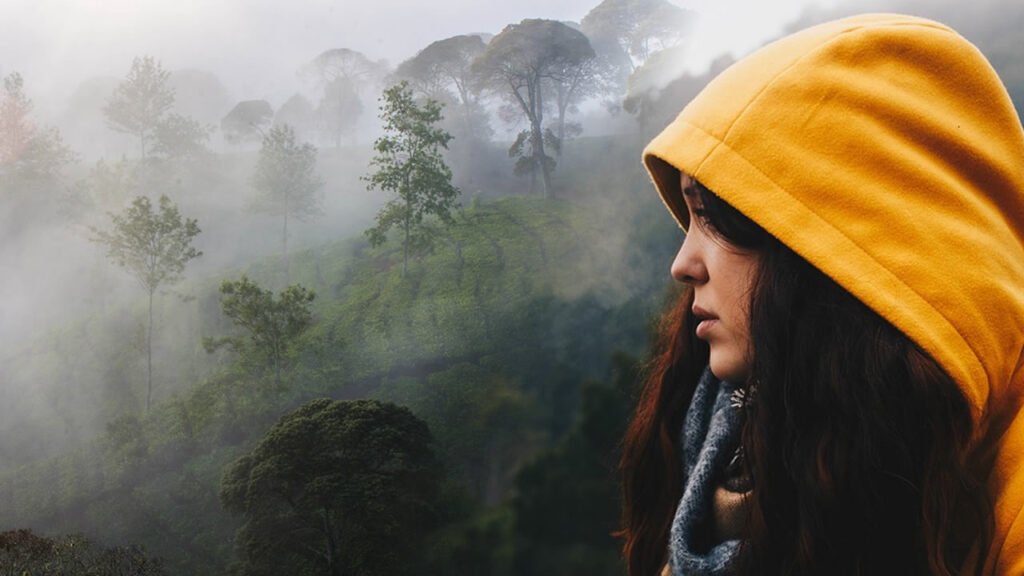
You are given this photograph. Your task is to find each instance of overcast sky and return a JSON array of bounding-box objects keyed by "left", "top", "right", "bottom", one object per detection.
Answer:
[{"left": 2, "top": 0, "right": 837, "bottom": 115}]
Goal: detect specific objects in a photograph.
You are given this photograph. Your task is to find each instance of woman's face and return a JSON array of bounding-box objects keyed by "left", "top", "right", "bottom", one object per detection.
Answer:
[{"left": 671, "top": 176, "right": 761, "bottom": 383}]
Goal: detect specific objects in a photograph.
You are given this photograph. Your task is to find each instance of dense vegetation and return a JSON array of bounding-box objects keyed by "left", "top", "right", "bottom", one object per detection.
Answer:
[
  {"left": 0, "top": 135, "right": 677, "bottom": 573},
  {"left": 0, "top": 0, "right": 1020, "bottom": 574}
]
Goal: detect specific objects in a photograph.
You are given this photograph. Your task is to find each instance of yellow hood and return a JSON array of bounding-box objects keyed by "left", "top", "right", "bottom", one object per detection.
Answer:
[{"left": 643, "top": 13, "right": 1024, "bottom": 574}]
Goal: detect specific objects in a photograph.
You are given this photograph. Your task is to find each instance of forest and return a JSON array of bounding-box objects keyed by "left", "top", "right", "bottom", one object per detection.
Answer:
[{"left": 0, "top": 0, "right": 1021, "bottom": 574}]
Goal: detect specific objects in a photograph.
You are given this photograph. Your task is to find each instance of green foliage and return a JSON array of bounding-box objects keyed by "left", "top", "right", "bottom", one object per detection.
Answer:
[
  {"left": 0, "top": 134, "right": 665, "bottom": 576},
  {"left": 376, "top": 363, "right": 541, "bottom": 504},
  {"left": 91, "top": 194, "right": 202, "bottom": 411},
  {"left": 221, "top": 100, "right": 274, "bottom": 146},
  {"left": 509, "top": 352, "right": 636, "bottom": 576},
  {"left": 204, "top": 275, "right": 315, "bottom": 387},
  {"left": 509, "top": 128, "right": 559, "bottom": 177},
  {"left": 63, "top": 159, "right": 136, "bottom": 217},
  {"left": 364, "top": 80, "right": 460, "bottom": 275},
  {"left": 250, "top": 124, "right": 324, "bottom": 276},
  {"left": 0, "top": 73, "right": 33, "bottom": 167},
  {"left": 394, "top": 34, "right": 486, "bottom": 107},
  {"left": 0, "top": 72, "right": 75, "bottom": 184},
  {"left": 0, "top": 529, "right": 167, "bottom": 575},
  {"left": 104, "top": 56, "right": 175, "bottom": 160},
  {"left": 152, "top": 112, "right": 211, "bottom": 160},
  {"left": 91, "top": 195, "right": 202, "bottom": 295},
  {"left": 103, "top": 413, "right": 149, "bottom": 473},
  {"left": 220, "top": 398, "right": 442, "bottom": 576}
]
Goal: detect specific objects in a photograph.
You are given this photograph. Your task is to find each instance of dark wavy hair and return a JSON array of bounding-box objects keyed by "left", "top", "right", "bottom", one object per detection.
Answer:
[{"left": 619, "top": 178, "right": 993, "bottom": 576}]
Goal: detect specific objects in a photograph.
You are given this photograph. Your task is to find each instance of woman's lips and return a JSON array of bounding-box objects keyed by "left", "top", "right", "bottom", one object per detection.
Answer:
[
  {"left": 695, "top": 318, "right": 717, "bottom": 339},
  {"left": 692, "top": 305, "right": 718, "bottom": 340}
]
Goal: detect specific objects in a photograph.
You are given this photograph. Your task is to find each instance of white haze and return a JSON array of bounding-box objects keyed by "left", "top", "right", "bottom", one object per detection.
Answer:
[
  {"left": 3, "top": 0, "right": 834, "bottom": 116},
  {"left": 0, "top": 0, "right": 836, "bottom": 466}
]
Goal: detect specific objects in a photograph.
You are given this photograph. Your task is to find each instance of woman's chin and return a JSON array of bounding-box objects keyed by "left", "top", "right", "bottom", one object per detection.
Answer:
[{"left": 708, "top": 352, "right": 751, "bottom": 383}]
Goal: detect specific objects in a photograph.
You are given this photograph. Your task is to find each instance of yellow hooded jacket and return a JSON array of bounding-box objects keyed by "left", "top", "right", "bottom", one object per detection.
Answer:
[{"left": 643, "top": 13, "right": 1024, "bottom": 574}]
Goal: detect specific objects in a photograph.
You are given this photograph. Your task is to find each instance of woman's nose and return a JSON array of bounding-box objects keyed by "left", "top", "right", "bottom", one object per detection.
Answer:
[{"left": 671, "top": 232, "right": 707, "bottom": 284}]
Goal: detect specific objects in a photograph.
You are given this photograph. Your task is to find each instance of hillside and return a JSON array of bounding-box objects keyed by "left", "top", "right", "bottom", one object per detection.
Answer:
[{"left": 0, "top": 170, "right": 679, "bottom": 574}]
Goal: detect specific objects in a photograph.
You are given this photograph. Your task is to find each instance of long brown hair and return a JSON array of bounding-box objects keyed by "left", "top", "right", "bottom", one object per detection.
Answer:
[{"left": 620, "top": 179, "right": 993, "bottom": 576}]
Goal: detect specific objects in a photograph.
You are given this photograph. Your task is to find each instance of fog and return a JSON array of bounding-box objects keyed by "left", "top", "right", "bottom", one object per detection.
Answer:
[
  {"left": 2, "top": 0, "right": 1015, "bottom": 468},
  {"left": 0, "top": 0, "right": 835, "bottom": 441},
  {"left": 0, "top": 0, "right": 1019, "bottom": 571},
  {"left": 3, "top": 0, "right": 833, "bottom": 114}
]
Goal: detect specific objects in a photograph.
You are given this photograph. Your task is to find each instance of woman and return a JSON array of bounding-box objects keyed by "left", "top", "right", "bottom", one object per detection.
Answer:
[{"left": 620, "top": 13, "right": 1024, "bottom": 576}]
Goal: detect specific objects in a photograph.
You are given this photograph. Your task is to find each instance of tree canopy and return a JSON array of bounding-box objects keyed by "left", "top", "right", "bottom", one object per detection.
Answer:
[
  {"left": 316, "top": 77, "right": 363, "bottom": 148},
  {"left": 204, "top": 275, "right": 315, "bottom": 388},
  {"left": 0, "top": 529, "right": 166, "bottom": 575},
  {"left": 274, "top": 93, "right": 317, "bottom": 141},
  {"left": 220, "top": 398, "right": 441, "bottom": 576},
  {"left": 91, "top": 194, "right": 202, "bottom": 411},
  {"left": 581, "top": 0, "right": 694, "bottom": 69},
  {"left": 221, "top": 100, "right": 274, "bottom": 146},
  {"left": 395, "top": 34, "right": 487, "bottom": 106},
  {"left": 151, "top": 112, "right": 211, "bottom": 160},
  {"left": 364, "top": 81, "right": 460, "bottom": 276},
  {"left": 300, "top": 48, "right": 388, "bottom": 89},
  {"left": 250, "top": 124, "right": 323, "bottom": 281},
  {"left": 0, "top": 72, "right": 75, "bottom": 183},
  {"left": 104, "top": 56, "right": 176, "bottom": 160},
  {"left": 472, "top": 19, "right": 596, "bottom": 196}
]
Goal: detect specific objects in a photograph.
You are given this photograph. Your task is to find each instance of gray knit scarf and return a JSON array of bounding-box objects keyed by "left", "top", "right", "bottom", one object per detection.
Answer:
[{"left": 668, "top": 367, "right": 747, "bottom": 576}]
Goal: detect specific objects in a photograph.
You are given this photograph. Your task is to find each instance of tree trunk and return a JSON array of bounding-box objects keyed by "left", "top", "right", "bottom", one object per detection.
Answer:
[
  {"left": 557, "top": 98, "right": 569, "bottom": 156},
  {"left": 147, "top": 288, "right": 154, "bottom": 413},
  {"left": 533, "top": 81, "right": 551, "bottom": 198},
  {"left": 403, "top": 197, "right": 411, "bottom": 277},
  {"left": 273, "top": 341, "right": 281, "bottom": 389},
  {"left": 323, "top": 508, "right": 343, "bottom": 576},
  {"left": 283, "top": 196, "right": 290, "bottom": 287}
]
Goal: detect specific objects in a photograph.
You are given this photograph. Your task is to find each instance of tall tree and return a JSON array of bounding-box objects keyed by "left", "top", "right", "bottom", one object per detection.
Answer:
[
  {"left": 0, "top": 72, "right": 33, "bottom": 170},
  {"left": 250, "top": 124, "right": 323, "bottom": 283},
  {"left": 151, "top": 112, "right": 211, "bottom": 160},
  {"left": 91, "top": 194, "right": 201, "bottom": 412},
  {"left": 203, "top": 275, "right": 315, "bottom": 388},
  {"left": 0, "top": 72, "right": 75, "bottom": 183},
  {"left": 363, "top": 81, "right": 460, "bottom": 277},
  {"left": 221, "top": 100, "right": 274, "bottom": 146},
  {"left": 316, "top": 77, "right": 363, "bottom": 148},
  {"left": 274, "top": 93, "right": 317, "bottom": 141},
  {"left": 581, "top": 0, "right": 694, "bottom": 70},
  {"left": 220, "top": 398, "right": 441, "bottom": 576},
  {"left": 104, "top": 56, "right": 175, "bottom": 161},
  {"left": 300, "top": 48, "right": 387, "bottom": 146},
  {"left": 395, "top": 34, "right": 492, "bottom": 147},
  {"left": 472, "top": 19, "right": 595, "bottom": 196},
  {"left": 624, "top": 51, "right": 733, "bottom": 138},
  {"left": 395, "top": 34, "right": 487, "bottom": 108},
  {"left": 301, "top": 48, "right": 387, "bottom": 89},
  {"left": 548, "top": 51, "right": 605, "bottom": 148}
]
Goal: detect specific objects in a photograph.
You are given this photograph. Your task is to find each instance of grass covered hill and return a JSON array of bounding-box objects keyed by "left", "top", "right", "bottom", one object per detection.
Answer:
[{"left": 0, "top": 165, "right": 681, "bottom": 574}]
